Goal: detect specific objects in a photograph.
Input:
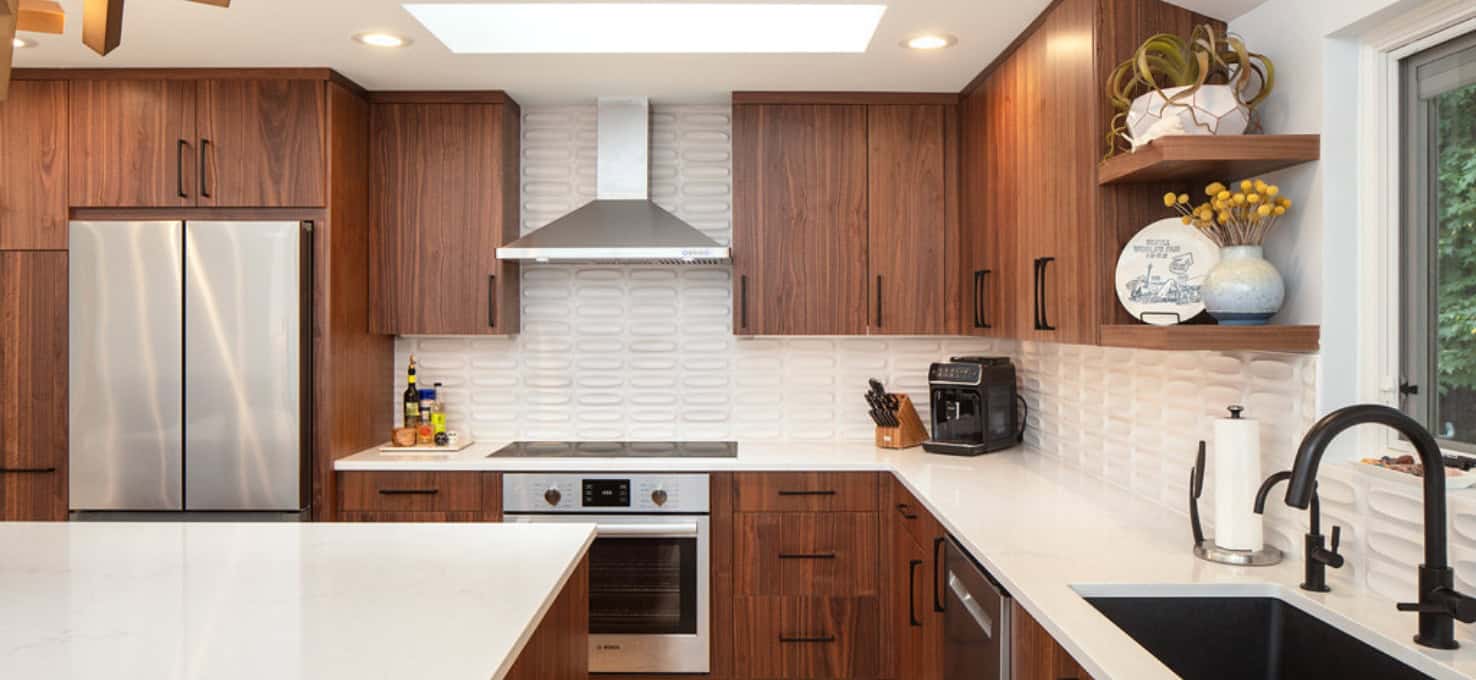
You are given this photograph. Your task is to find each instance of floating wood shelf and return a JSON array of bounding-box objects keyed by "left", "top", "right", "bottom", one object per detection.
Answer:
[
  {"left": 1098, "top": 134, "right": 1321, "bottom": 185},
  {"left": 1099, "top": 324, "right": 1320, "bottom": 353}
]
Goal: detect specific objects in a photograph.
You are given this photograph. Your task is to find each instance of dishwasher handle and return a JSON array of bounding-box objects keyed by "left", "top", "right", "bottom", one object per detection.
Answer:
[{"left": 948, "top": 571, "right": 996, "bottom": 638}]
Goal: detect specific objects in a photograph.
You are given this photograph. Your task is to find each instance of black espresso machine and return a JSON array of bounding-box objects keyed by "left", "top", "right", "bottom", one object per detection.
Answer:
[{"left": 922, "top": 356, "right": 1024, "bottom": 456}]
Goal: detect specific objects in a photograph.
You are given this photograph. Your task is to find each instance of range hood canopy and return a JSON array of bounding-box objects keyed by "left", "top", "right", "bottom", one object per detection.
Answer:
[{"left": 496, "top": 97, "right": 730, "bottom": 264}]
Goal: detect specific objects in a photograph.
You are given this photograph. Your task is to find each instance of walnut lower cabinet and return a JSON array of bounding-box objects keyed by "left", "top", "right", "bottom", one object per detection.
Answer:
[
  {"left": 336, "top": 471, "right": 502, "bottom": 522},
  {"left": 887, "top": 477, "right": 944, "bottom": 680},
  {"left": 1012, "top": 601, "right": 1096, "bottom": 680},
  {"left": 0, "top": 251, "right": 68, "bottom": 521},
  {"left": 732, "top": 472, "right": 883, "bottom": 679}
]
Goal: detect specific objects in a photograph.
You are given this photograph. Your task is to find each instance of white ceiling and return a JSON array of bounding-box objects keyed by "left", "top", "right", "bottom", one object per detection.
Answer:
[{"left": 13, "top": 0, "right": 1269, "bottom": 105}]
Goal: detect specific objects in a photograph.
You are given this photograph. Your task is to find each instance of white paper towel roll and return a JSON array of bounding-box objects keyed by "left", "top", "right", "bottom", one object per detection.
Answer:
[{"left": 1213, "top": 406, "right": 1263, "bottom": 551}]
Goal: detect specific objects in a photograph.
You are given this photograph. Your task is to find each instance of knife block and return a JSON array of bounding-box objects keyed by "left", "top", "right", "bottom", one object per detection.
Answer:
[{"left": 875, "top": 394, "right": 928, "bottom": 449}]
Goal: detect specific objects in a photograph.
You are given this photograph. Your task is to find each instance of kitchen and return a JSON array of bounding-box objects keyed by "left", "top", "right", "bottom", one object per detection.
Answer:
[{"left": 3, "top": 0, "right": 1476, "bottom": 679}]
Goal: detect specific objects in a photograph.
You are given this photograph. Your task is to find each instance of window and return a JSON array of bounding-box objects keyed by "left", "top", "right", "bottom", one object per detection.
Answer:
[{"left": 1402, "top": 32, "right": 1476, "bottom": 451}]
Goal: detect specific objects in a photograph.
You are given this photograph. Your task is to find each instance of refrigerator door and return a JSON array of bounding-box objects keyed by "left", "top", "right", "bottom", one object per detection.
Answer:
[
  {"left": 184, "top": 221, "right": 307, "bottom": 511},
  {"left": 69, "top": 221, "right": 186, "bottom": 510}
]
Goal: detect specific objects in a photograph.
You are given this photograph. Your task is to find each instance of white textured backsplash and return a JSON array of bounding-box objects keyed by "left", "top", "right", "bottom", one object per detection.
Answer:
[{"left": 393, "top": 105, "right": 1471, "bottom": 615}]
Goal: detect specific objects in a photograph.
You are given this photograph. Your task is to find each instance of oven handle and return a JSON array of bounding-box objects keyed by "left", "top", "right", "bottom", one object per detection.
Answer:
[{"left": 594, "top": 522, "right": 700, "bottom": 538}]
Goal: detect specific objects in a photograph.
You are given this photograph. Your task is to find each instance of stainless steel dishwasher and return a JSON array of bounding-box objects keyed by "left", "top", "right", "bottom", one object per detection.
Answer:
[{"left": 944, "top": 536, "right": 1011, "bottom": 679}]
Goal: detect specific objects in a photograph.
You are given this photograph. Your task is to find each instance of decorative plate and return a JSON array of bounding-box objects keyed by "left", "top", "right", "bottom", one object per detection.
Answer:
[{"left": 1115, "top": 217, "right": 1221, "bottom": 326}]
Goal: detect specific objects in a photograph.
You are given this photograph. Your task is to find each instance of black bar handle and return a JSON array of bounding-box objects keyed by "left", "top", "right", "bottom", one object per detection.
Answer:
[
  {"left": 1039, "top": 257, "right": 1056, "bottom": 331},
  {"left": 896, "top": 502, "right": 918, "bottom": 520},
  {"left": 199, "top": 139, "right": 212, "bottom": 199},
  {"left": 778, "top": 635, "right": 836, "bottom": 644},
  {"left": 933, "top": 536, "right": 946, "bottom": 612},
  {"left": 908, "top": 559, "right": 923, "bottom": 626},
  {"left": 980, "top": 269, "right": 992, "bottom": 329},
  {"left": 1032, "top": 258, "right": 1043, "bottom": 330},
  {"left": 739, "top": 275, "right": 748, "bottom": 330},
  {"left": 778, "top": 489, "right": 835, "bottom": 496},
  {"left": 972, "top": 270, "right": 983, "bottom": 328},
  {"left": 176, "top": 139, "right": 189, "bottom": 198},
  {"left": 378, "top": 488, "right": 439, "bottom": 496},
  {"left": 488, "top": 274, "right": 497, "bottom": 328},
  {"left": 778, "top": 552, "right": 837, "bottom": 560},
  {"left": 875, "top": 275, "right": 883, "bottom": 328},
  {"left": 0, "top": 467, "right": 57, "bottom": 473}
]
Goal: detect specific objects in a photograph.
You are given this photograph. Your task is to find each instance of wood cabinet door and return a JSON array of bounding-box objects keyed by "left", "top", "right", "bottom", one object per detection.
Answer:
[
  {"left": 0, "top": 252, "right": 68, "bottom": 521},
  {"left": 1011, "top": 601, "right": 1094, "bottom": 680},
  {"left": 735, "top": 512, "right": 879, "bottom": 596},
  {"left": 0, "top": 81, "right": 68, "bottom": 249},
  {"left": 733, "top": 104, "right": 868, "bottom": 335},
  {"left": 68, "top": 79, "right": 196, "bottom": 207},
  {"left": 369, "top": 102, "right": 519, "bottom": 335},
  {"left": 961, "top": 77, "right": 1016, "bottom": 338},
  {"left": 197, "top": 79, "right": 326, "bottom": 207},
  {"left": 867, "top": 104, "right": 949, "bottom": 335},
  {"left": 890, "top": 513, "right": 943, "bottom": 680}
]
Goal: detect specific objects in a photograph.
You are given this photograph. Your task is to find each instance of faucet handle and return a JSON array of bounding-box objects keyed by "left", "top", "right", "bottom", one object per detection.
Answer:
[{"left": 1330, "top": 525, "right": 1341, "bottom": 553}]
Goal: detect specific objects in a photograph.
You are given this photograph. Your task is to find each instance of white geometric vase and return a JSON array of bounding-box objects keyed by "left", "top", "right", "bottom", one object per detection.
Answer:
[{"left": 1126, "top": 84, "right": 1251, "bottom": 150}]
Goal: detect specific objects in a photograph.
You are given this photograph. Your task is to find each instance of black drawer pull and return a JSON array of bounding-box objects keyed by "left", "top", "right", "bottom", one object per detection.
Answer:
[
  {"left": 908, "top": 559, "right": 923, "bottom": 626},
  {"left": 933, "top": 536, "right": 946, "bottom": 613},
  {"left": 488, "top": 274, "right": 497, "bottom": 328},
  {"left": 1038, "top": 257, "right": 1056, "bottom": 331},
  {"left": 777, "top": 489, "right": 836, "bottom": 496},
  {"left": 199, "top": 139, "right": 212, "bottom": 199},
  {"left": 896, "top": 503, "right": 918, "bottom": 520},
  {"left": 778, "top": 635, "right": 836, "bottom": 644},
  {"left": 0, "top": 467, "right": 57, "bottom": 474},
  {"left": 778, "top": 552, "right": 837, "bottom": 560},
  {"left": 378, "top": 488, "right": 439, "bottom": 496},
  {"left": 740, "top": 274, "right": 748, "bottom": 329},
  {"left": 176, "top": 139, "right": 189, "bottom": 198}
]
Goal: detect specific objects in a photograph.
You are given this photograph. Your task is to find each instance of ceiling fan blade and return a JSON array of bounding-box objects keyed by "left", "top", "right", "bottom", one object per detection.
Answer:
[
  {"left": 188, "top": 0, "right": 230, "bottom": 6},
  {"left": 82, "top": 0, "right": 123, "bottom": 56},
  {"left": 17, "top": 0, "right": 63, "bottom": 34},
  {"left": 1, "top": 0, "right": 16, "bottom": 102}
]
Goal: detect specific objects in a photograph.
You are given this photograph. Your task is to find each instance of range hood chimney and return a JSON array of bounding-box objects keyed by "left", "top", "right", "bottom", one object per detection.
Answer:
[{"left": 496, "top": 97, "right": 731, "bottom": 264}]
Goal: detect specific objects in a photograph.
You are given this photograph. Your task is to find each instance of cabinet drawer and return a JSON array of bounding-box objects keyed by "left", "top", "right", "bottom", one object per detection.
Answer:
[
  {"left": 734, "top": 472, "right": 879, "bottom": 512},
  {"left": 734, "top": 596, "right": 880, "bottom": 679},
  {"left": 888, "top": 477, "right": 941, "bottom": 549},
  {"left": 737, "top": 512, "right": 878, "bottom": 596},
  {"left": 338, "top": 472, "right": 482, "bottom": 512},
  {"left": 0, "top": 468, "right": 66, "bottom": 521}
]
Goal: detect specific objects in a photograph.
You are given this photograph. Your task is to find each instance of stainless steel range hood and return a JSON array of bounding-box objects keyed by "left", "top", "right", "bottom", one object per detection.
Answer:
[{"left": 496, "top": 97, "right": 730, "bottom": 264}]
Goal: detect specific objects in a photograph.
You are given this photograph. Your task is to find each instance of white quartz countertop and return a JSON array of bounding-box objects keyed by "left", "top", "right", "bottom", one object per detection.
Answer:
[
  {"left": 0, "top": 521, "right": 595, "bottom": 680},
  {"left": 339, "top": 440, "right": 1476, "bottom": 679}
]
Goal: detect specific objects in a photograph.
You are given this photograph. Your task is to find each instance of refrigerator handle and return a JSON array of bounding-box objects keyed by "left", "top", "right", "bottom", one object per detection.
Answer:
[{"left": 300, "top": 222, "right": 316, "bottom": 511}]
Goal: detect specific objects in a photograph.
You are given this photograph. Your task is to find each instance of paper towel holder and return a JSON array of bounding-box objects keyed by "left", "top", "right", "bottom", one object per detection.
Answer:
[{"left": 1189, "top": 440, "right": 1284, "bottom": 566}]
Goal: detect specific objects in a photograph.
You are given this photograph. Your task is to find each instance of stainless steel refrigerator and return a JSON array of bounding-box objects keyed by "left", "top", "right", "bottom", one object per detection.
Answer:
[{"left": 69, "top": 221, "right": 311, "bottom": 513}]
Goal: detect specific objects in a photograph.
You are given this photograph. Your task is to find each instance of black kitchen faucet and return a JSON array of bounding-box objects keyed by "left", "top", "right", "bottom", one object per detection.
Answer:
[{"left": 1283, "top": 404, "right": 1476, "bottom": 649}]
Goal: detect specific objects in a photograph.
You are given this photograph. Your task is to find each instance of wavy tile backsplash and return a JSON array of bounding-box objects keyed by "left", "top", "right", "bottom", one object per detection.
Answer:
[{"left": 393, "top": 104, "right": 1471, "bottom": 620}]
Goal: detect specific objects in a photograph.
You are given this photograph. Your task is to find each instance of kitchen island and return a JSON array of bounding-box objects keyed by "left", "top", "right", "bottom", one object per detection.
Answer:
[{"left": 0, "top": 522, "right": 594, "bottom": 680}]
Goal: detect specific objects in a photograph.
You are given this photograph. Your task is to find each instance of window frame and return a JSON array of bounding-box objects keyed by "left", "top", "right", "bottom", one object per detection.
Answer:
[{"left": 1399, "top": 30, "right": 1476, "bottom": 454}]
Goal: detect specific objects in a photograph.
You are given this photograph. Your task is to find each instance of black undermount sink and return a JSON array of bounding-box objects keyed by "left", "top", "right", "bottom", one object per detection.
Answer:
[{"left": 1086, "top": 596, "right": 1433, "bottom": 680}]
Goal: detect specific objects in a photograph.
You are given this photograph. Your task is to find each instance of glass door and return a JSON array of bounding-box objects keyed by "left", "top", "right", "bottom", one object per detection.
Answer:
[{"left": 588, "top": 535, "right": 698, "bottom": 635}]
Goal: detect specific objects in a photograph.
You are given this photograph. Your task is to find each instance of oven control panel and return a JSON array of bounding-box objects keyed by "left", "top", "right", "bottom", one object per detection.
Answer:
[{"left": 502, "top": 473, "right": 711, "bottom": 513}]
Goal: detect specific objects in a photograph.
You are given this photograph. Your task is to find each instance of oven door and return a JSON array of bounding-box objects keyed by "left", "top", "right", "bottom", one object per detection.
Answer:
[{"left": 505, "top": 513, "right": 711, "bottom": 674}]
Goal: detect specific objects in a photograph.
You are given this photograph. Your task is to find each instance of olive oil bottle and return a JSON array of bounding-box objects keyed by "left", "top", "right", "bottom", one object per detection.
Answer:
[{"left": 402, "top": 355, "right": 421, "bottom": 429}]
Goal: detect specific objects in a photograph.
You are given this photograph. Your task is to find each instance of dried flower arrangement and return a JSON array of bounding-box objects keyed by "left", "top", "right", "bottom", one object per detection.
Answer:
[{"left": 1164, "top": 179, "right": 1293, "bottom": 247}]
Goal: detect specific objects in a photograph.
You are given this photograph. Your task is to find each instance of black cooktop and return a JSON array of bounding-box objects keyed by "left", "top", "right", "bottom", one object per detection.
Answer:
[{"left": 488, "top": 441, "right": 739, "bottom": 458}]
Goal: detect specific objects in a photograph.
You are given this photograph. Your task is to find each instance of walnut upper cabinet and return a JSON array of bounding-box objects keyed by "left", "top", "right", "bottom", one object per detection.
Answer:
[
  {"left": 68, "top": 77, "right": 325, "bottom": 208},
  {"left": 368, "top": 95, "right": 521, "bottom": 335},
  {"left": 733, "top": 103, "right": 869, "bottom": 335},
  {"left": 733, "top": 96, "right": 956, "bottom": 336},
  {"left": 0, "top": 81, "right": 68, "bottom": 250}
]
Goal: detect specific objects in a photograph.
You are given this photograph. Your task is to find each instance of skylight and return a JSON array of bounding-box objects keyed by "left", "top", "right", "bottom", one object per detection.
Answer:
[{"left": 402, "top": 3, "right": 888, "bottom": 54}]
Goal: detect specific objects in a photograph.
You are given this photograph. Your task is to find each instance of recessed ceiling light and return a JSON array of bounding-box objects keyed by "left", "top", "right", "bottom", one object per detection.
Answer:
[
  {"left": 403, "top": 3, "right": 888, "bottom": 54},
  {"left": 903, "top": 34, "right": 957, "bottom": 50},
  {"left": 353, "top": 32, "right": 410, "bottom": 48},
  {"left": 13, "top": 36, "right": 37, "bottom": 49}
]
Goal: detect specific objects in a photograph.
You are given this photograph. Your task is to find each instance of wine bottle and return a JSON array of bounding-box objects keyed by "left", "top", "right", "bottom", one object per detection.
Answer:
[{"left": 402, "top": 355, "right": 420, "bottom": 430}]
